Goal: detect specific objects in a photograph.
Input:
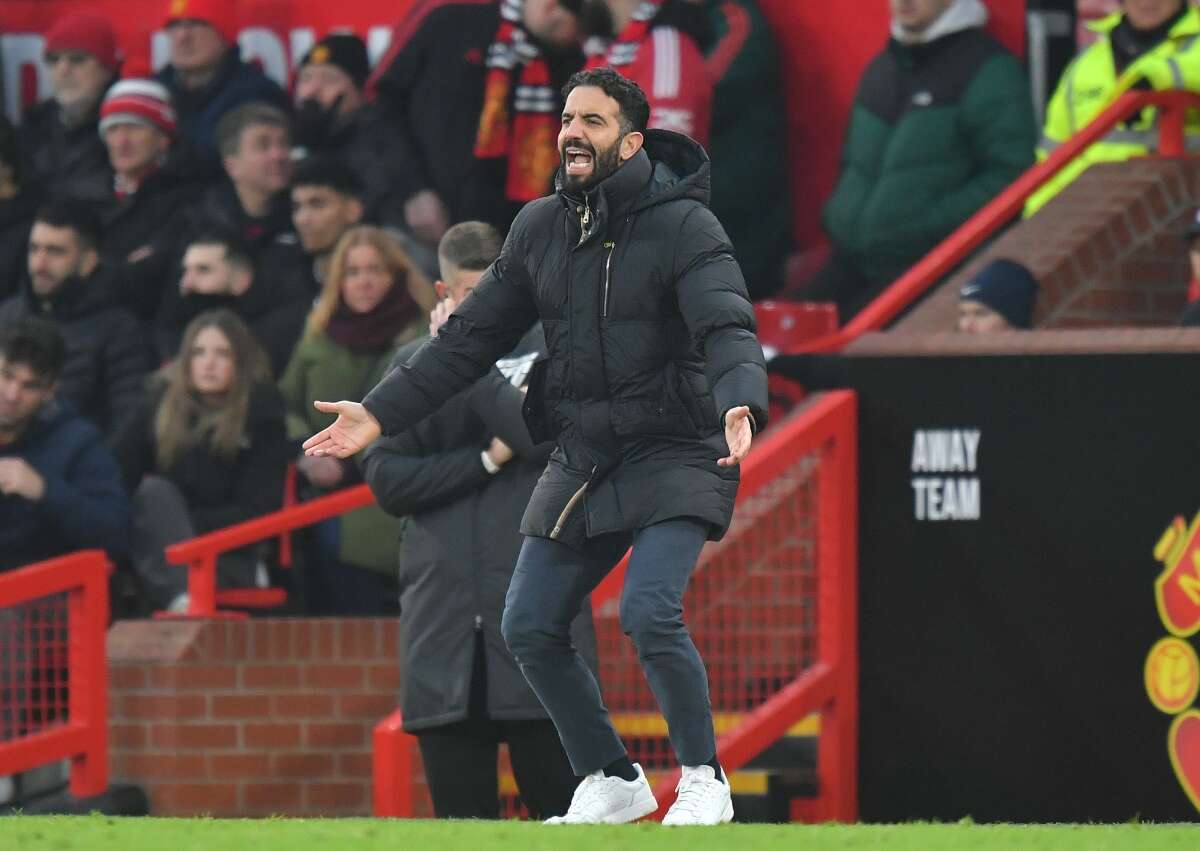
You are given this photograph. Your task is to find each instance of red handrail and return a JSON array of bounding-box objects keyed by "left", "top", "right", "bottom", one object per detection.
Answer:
[
  {"left": 165, "top": 484, "right": 374, "bottom": 616},
  {"left": 796, "top": 89, "right": 1200, "bottom": 353},
  {"left": 0, "top": 550, "right": 110, "bottom": 798}
]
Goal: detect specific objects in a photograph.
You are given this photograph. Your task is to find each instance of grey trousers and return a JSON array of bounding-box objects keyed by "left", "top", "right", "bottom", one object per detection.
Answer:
[
  {"left": 130, "top": 476, "right": 256, "bottom": 609},
  {"left": 501, "top": 518, "right": 714, "bottom": 776}
]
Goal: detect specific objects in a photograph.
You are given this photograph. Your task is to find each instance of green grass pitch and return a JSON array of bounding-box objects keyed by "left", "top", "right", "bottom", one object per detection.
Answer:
[{"left": 3, "top": 817, "right": 1199, "bottom": 850}]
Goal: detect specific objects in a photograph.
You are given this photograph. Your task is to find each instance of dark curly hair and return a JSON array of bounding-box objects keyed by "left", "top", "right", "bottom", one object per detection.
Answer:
[{"left": 562, "top": 67, "right": 650, "bottom": 136}]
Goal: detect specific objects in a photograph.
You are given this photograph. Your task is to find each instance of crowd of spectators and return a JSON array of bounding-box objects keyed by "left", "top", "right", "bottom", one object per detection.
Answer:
[{"left": 2, "top": 0, "right": 1198, "bottom": 617}]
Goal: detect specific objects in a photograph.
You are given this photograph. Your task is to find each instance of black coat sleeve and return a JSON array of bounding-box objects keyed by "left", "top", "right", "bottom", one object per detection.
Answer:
[
  {"left": 110, "top": 391, "right": 157, "bottom": 494},
  {"left": 102, "top": 309, "right": 152, "bottom": 434},
  {"left": 362, "top": 395, "right": 493, "bottom": 517},
  {"left": 368, "top": 10, "right": 435, "bottom": 203},
  {"left": 465, "top": 367, "right": 540, "bottom": 458},
  {"left": 672, "top": 206, "right": 769, "bottom": 432},
  {"left": 362, "top": 211, "right": 539, "bottom": 435}
]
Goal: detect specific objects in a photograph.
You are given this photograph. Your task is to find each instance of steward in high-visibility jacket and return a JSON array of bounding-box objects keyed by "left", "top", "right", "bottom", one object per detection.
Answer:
[{"left": 1026, "top": 4, "right": 1200, "bottom": 215}]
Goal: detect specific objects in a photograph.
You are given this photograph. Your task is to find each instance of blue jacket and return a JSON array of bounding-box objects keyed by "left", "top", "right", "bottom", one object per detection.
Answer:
[
  {"left": 156, "top": 47, "right": 288, "bottom": 164},
  {"left": 0, "top": 399, "right": 131, "bottom": 572}
]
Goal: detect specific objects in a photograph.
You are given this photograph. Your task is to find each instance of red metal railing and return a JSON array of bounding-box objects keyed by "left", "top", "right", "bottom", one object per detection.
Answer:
[
  {"left": 0, "top": 550, "right": 110, "bottom": 798},
  {"left": 372, "top": 390, "right": 858, "bottom": 821},
  {"left": 797, "top": 90, "right": 1200, "bottom": 353},
  {"left": 164, "top": 484, "right": 374, "bottom": 617}
]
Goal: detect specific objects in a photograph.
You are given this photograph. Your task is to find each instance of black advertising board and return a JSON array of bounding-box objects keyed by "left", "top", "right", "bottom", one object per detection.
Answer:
[{"left": 847, "top": 351, "right": 1200, "bottom": 822}]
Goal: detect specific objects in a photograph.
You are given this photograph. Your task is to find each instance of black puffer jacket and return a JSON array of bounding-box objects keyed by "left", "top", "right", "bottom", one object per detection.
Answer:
[
  {"left": 364, "top": 326, "right": 597, "bottom": 730},
  {"left": 0, "top": 269, "right": 150, "bottom": 436},
  {"left": 17, "top": 98, "right": 112, "bottom": 207},
  {"left": 363, "top": 131, "right": 767, "bottom": 547}
]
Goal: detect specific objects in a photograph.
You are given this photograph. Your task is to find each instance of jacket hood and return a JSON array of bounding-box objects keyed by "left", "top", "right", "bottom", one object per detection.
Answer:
[
  {"left": 891, "top": 0, "right": 988, "bottom": 45},
  {"left": 556, "top": 129, "right": 711, "bottom": 217}
]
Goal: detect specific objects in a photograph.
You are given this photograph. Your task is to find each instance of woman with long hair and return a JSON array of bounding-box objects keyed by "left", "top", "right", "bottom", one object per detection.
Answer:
[
  {"left": 280, "top": 225, "right": 430, "bottom": 614},
  {"left": 114, "top": 309, "right": 291, "bottom": 613}
]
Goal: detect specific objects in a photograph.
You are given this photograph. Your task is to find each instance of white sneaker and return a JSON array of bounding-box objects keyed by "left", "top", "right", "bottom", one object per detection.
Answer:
[
  {"left": 544, "top": 763, "right": 658, "bottom": 824},
  {"left": 167, "top": 593, "right": 190, "bottom": 614},
  {"left": 662, "top": 765, "right": 734, "bottom": 825}
]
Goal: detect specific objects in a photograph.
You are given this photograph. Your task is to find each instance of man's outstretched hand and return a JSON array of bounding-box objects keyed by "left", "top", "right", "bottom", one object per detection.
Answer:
[
  {"left": 718, "top": 406, "right": 754, "bottom": 467},
  {"left": 303, "top": 401, "right": 382, "bottom": 459}
]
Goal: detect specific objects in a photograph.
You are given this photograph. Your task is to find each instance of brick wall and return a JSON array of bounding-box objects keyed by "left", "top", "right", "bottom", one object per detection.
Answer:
[
  {"left": 106, "top": 619, "right": 427, "bottom": 817},
  {"left": 893, "top": 159, "right": 1200, "bottom": 334}
]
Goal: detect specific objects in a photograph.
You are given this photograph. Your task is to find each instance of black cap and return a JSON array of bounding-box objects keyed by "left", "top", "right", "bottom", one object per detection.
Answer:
[
  {"left": 300, "top": 33, "right": 370, "bottom": 90},
  {"left": 959, "top": 259, "right": 1040, "bottom": 329}
]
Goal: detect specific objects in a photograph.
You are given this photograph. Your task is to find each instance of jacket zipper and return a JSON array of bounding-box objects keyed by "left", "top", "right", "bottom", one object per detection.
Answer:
[
  {"left": 550, "top": 464, "right": 597, "bottom": 540},
  {"left": 601, "top": 242, "right": 615, "bottom": 318},
  {"left": 577, "top": 195, "right": 592, "bottom": 248},
  {"left": 474, "top": 614, "right": 483, "bottom": 631}
]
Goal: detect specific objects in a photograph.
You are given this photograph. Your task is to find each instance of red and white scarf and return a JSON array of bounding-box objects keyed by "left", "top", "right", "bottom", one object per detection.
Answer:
[
  {"left": 475, "top": 0, "right": 561, "bottom": 202},
  {"left": 583, "top": 0, "right": 667, "bottom": 69}
]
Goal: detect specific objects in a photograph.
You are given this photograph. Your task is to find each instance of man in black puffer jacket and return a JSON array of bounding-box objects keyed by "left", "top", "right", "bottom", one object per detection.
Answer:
[
  {"left": 0, "top": 200, "right": 150, "bottom": 438},
  {"left": 306, "top": 69, "right": 766, "bottom": 826}
]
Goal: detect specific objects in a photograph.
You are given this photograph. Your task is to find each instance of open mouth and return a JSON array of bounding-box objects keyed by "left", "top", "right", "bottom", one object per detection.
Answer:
[{"left": 564, "top": 146, "right": 594, "bottom": 176}]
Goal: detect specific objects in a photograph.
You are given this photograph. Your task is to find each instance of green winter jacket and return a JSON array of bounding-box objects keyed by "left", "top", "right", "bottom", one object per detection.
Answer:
[
  {"left": 821, "top": 11, "right": 1035, "bottom": 286},
  {"left": 279, "top": 329, "right": 414, "bottom": 574}
]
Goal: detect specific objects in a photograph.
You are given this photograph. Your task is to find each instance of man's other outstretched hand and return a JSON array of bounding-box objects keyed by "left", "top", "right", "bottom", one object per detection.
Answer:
[
  {"left": 303, "top": 401, "right": 382, "bottom": 459},
  {"left": 718, "top": 406, "right": 754, "bottom": 468}
]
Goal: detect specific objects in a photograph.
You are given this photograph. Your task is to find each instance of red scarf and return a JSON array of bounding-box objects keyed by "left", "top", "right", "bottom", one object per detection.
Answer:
[
  {"left": 475, "top": 0, "right": 561, "bottom": 202},
  {"left": 583, "top": 0, "right": 667, "bottom": 69},
  {"left": 324, "top": 276, "right": 420, "bottom": 354}
]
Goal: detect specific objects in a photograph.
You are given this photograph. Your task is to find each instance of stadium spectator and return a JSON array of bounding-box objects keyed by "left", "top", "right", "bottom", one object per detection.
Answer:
[
  {"left": 0, "top": 318, "right": 130, "bottom": 573},
  {"left": 582, "top": 0, "right": 715, "bottom": 145},
  {"left": 279, "top": 226, "right": 429, "bottom": 615},
  {"left": 290, "top": 157, "right": 366, "bottom": 296},
  {"left": 17, "top": 11, "right": 119, "bottom": 207},
  {"left": 113, "top": 309, "right": 289, "bottom": 612},
  {"left": 156, "top": 0, "right": 288, "bottom": 166},
  {"left": 767, "top": 260, "right": 1042, "bottom": 392},
  {"left": 362, "top": 221, "right": 591, "bottom": 820},
  {"left": 0, "top": 200, "right": 150, "bottom": 437},
  {"left": 702, "top": 0, "right": 792, "bottom": 299},
  {"left": 156, "top": 229, "right": 308, "bottom": 377},
  {"left": 292, "top": 34, "right": 411, "bottom": 233},
  {"left": 97, "top": 80, "right": 207, "bottom": 320},
  {"left": 1028, "top": 0, "right": 1200, "bottom": 214},
  {"left": 0, "top": 118, "right": 37, "bottom": 302},
  {"left": 802, "top": 0, "right": 1036, "bottom": 321},
  {"left": 1177, "top": 209, "right": 1200, "bottom": 326},
  {"left": 957, "top": 258, "right": 1039, "bottom": 332},
  {"left": 183, "top": 103, "right": 306, "bottom": 291},
  {"left": 369, "top": 0, "right": 585, "bottom": 240}
]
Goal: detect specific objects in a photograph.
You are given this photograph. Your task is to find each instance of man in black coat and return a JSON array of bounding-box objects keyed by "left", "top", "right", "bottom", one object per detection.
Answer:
[
  {"left": 0, "top": 200, "right": 150, "bottom": 438},
  {"left": 305, "top": 69, "right": 766, "bottom": 826},
  {"left": 155, "top": 230, "right": 307, "bottom": 377},
  {"left": 363, "top": 221, "right": 588, "bottom": 820},
  {"left": 96, "top": 79, "right": 208, "bottom": 321},
  {"left": 16, "top": 10, "right": 118, "bottom": 209}
]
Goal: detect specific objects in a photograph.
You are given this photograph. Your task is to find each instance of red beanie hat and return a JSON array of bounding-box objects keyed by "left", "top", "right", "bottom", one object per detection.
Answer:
[
  {"left": 99, "top": 79, "right": 177, "bottom": 138},
  {"left": 164, "top": 0, "right": 239, "bottom": 46},
  {"left": 44, "top": 11, "right": 120, "bottom": 73}
]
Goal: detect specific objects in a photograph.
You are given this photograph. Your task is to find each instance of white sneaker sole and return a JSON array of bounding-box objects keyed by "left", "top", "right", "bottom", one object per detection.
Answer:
[
  {"left": 544, "top": 790, "right": 659, "bottom": 825},
  {"left": 662, "top": 795, "right": 734, "bottom": 826}
]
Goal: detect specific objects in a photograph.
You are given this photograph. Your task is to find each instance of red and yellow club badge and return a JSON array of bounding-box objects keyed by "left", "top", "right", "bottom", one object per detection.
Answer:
[{"left": 1148, "top": 512, "right": 1200, "bottom": 811}]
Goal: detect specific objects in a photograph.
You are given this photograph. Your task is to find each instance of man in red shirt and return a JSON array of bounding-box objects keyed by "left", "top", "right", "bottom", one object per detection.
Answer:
[{"left": 582, "top": 0, "right": 713, "bottom": 144}]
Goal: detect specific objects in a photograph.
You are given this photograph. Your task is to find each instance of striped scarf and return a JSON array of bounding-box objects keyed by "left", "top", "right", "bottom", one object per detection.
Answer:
[
  {"left": 583, "top": 0, "right": 667, "bottom": 69},
  {"left": 475, "top": 0, "right": 561, "bottom": 202}
]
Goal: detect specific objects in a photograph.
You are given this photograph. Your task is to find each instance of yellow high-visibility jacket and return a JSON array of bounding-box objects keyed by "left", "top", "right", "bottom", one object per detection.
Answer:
[{"left": 1026, "top": 8, "right": 1200, "bottom": 215}]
